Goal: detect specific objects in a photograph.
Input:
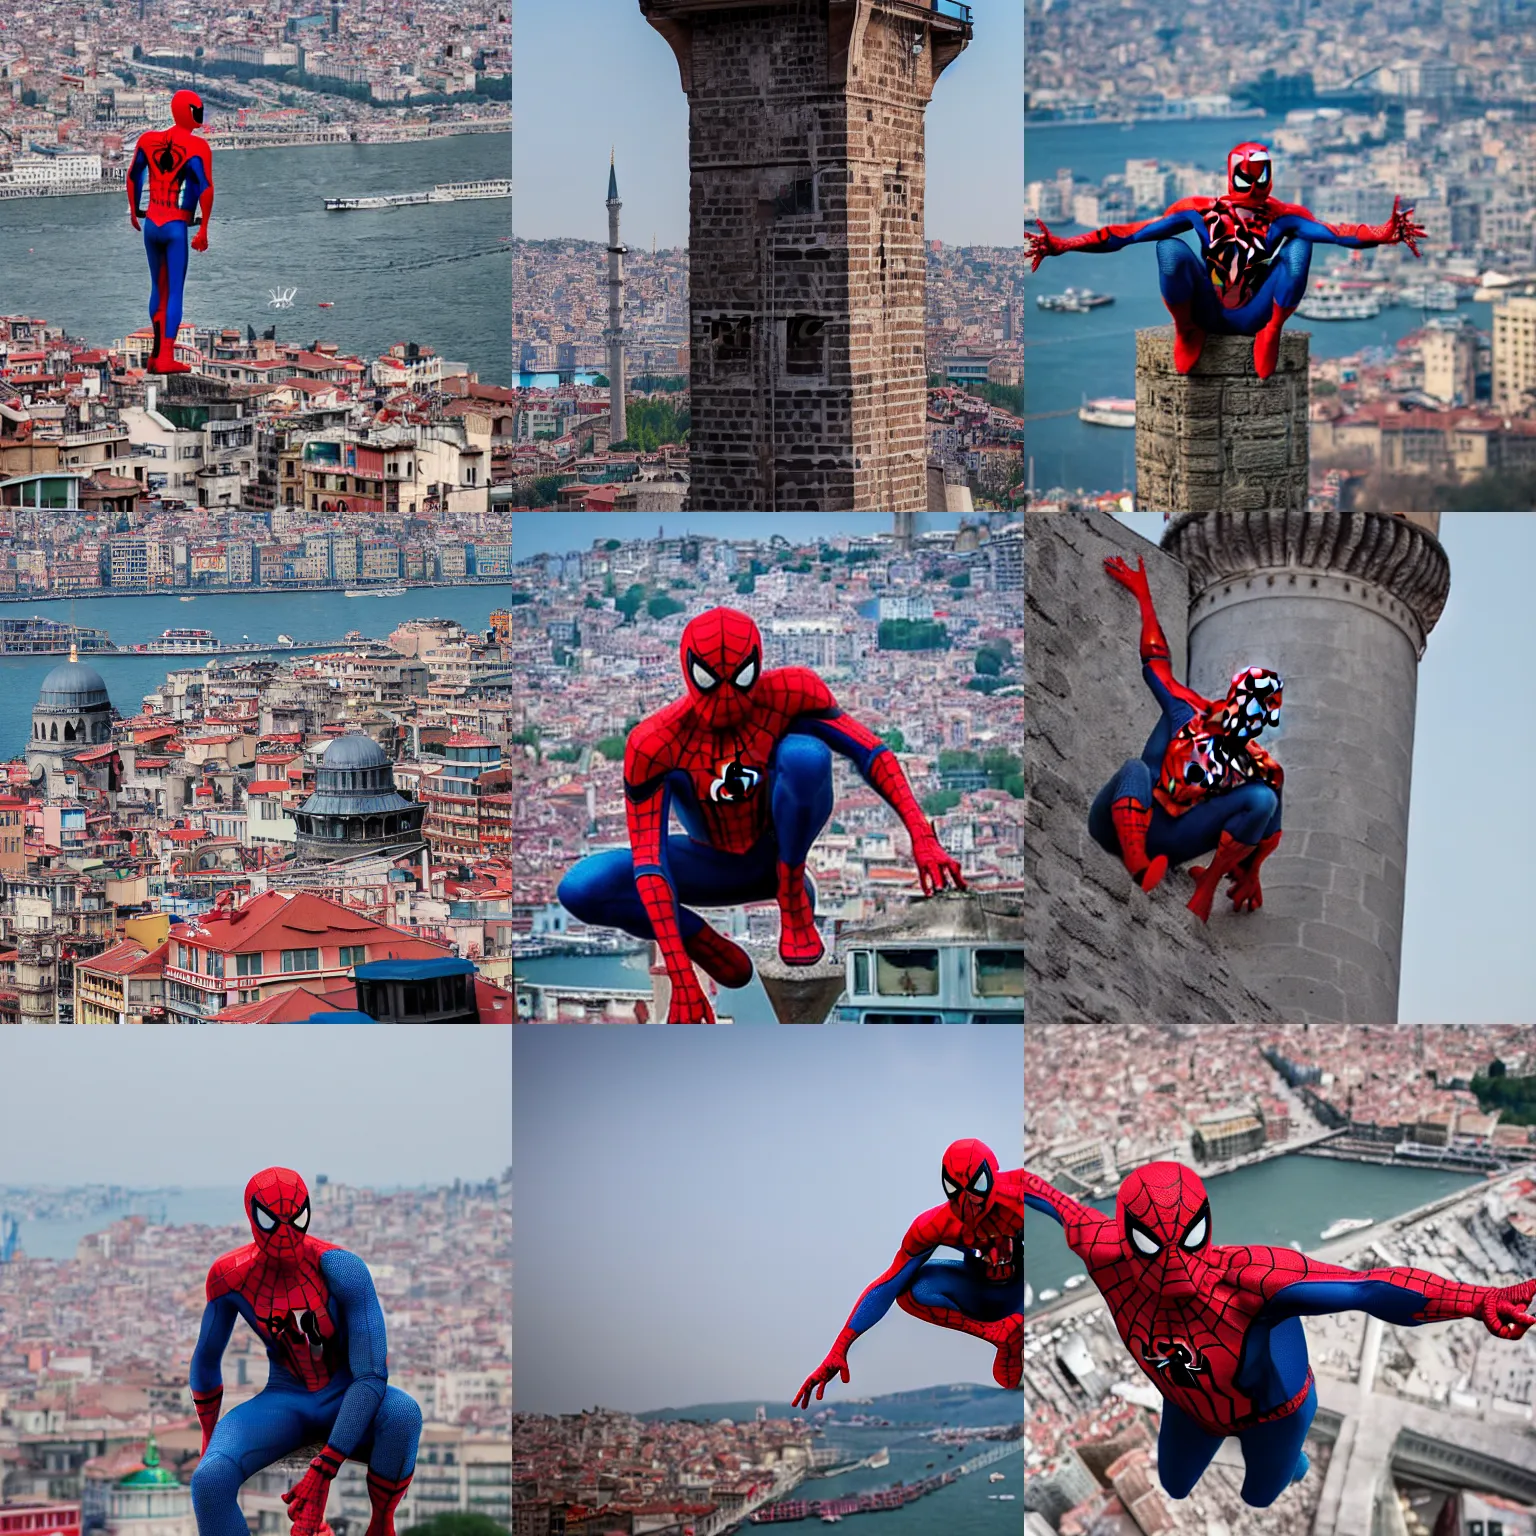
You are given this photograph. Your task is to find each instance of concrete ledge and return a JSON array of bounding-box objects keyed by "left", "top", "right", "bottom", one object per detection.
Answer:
[{"left": 751, "top": 946, "right": 846, "bottom": 1024}]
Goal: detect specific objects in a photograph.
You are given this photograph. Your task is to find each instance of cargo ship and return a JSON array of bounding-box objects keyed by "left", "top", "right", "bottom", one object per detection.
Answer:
[
  {"left": 345, "top": 585, "right": 408, "bottom": 598},
  {"left": 325, "top": 178, "right": 511, "bottom": 211}
]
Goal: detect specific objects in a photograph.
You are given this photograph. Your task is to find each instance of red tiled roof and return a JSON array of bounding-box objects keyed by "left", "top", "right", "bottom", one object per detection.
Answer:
[
  {"left": 182, "top": 889, "right": 451, "bottom": 960},
  {"left": 244, "top": 781, "right": 289, "bottom": 795},
  {"left": 212, "top": 984, "right": 354, "bottom": 1023},
  {"left": 79, "top": 939, "right": 168, "bottom": 978}
]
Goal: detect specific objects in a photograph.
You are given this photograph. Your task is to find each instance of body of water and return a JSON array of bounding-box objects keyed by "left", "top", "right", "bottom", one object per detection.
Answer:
[
  {"left": 0, "top": 137, "right": 511, "bottom": 382},
  {"left": 1023, "top": 119, "right": 1482, "bottom": 492},
  {"left": 7, "top": 1186, "right": 243, "bottom": 1260},
  {"left": 1025, "top": 1153, "right": 1483, "bottom": 1307},
  {"left": 515, "top": 370, "right": 604, "bottom": 389},
  {"left": 0, "top": 583, "right": 515, "bottom": 757}
]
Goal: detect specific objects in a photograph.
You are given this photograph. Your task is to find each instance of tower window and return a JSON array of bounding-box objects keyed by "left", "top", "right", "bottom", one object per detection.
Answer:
[
  {"left": 884, "top": 175, "right": 908, "bottom": 207},
  {"left": 785, "top": 316, "right": 826, "bottom": 376},
  {"left": 774, "top": 177, "right": 815, "bottom": 216},
  {"left": 709, "top": 317, "right": 752, "bottom": 373}
]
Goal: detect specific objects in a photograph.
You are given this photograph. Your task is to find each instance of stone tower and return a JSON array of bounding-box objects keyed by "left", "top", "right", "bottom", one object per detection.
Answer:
[
  {"left": 1161, "top": 511, "right": 1450, "bottom": 1023},
  {"left": 606, "top": 152, "right": 628, "bottom": 446},
  {"left": 640, "top": 0, "right": 972, "bottom": 512}
]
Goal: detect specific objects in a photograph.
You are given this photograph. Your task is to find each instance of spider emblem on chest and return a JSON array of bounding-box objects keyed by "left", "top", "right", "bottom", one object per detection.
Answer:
[
  {"left": 1140, "top": 1337, "right": 1211, "bottom": 1391},
  {"left": 709, "top": 757, "right": 761, "bottom": 804}
]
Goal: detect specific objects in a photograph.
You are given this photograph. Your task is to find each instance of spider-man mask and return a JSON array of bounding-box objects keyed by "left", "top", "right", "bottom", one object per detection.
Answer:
[
  {"left": 1226, "top": 142, "right": 1273, "bottom": 207},
  {"left": 941, "top": 1138, "right": 998, "bottom": 1222},
  {"left": 680, "top": 607, "right": 762, "bottom": 730},
  {"left": 1212, "top": 666, "right": 1283, "bottom": 742},
  {"left": 1117, "top": 1162, "right": 1214, "bottom": 1300},
  {"left": 171, "top": 89, "right": 205, "bottom": 130},
  {"left": 245, "top": 1167, "right": 312, "bottom": 1260}
]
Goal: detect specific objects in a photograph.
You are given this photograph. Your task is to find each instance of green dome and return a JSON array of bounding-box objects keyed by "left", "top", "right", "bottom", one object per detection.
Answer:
[{"left": 119, "top": 1434, "right": 180, "bottom": 1487}]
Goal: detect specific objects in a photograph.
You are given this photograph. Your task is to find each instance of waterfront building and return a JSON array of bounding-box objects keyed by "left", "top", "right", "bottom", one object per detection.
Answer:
[
  {"left": 25, "top": 656, "right": 117, "bottom": 792},
  {"left": 1492, "top": 295, "right": 1536, "bottom": 414},
  {"left": 293, "top": 734, "right": 426, "bottom": 863},
  {"left": 1190, "top": 1106, "right": 1267, "bottom": 1162},
  {"left": 75, "top": 938, "right": 169, "bottom": 1025}
]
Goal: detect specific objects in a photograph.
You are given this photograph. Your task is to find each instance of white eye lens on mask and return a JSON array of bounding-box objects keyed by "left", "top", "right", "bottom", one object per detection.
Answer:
[
  {"left": 1183, "top": 1215, "right": 1208, "bottom": 1249},
  {"left": 1131, "top": 1227, "right": 1160, "bottom": 1256},
  {"left": 690, "top": 660, "right": 718, "bottom": 691}
]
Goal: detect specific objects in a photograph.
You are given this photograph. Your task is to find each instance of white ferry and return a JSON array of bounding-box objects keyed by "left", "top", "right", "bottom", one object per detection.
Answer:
[
  {"left": 1320, "top": 1216, "right": 1374, "bottom": 1241},
  {"left": 1397, "top": 281, "right": 1460, "bottom": 311},
  {"left": 1037, "top": 286, "right": 1114, "bottom": 312},
  {"left": 325, "top": 178, "right": 511, "bottom": 211},
  {"left": 137, "top": 627, "right": 219, "bottom": 654},
  {"left": 1063, "top": 1274, "right": 1088, "bottom": 1291},
  {"left": 989, "top": 1473, "right": 1006, "bottom": 1484},
  {"left": 345, "top": 585, "right": 408, "bottom": 598},
  {"left": 1079, "top": 396, "right": 1135, "bottom": 428},
  {"left": 1037, "top": 1288, "right": 1061, "bottom": 1303},
  {"left": 1296, "top": 285, "right": 1382, "bottom": 320}
]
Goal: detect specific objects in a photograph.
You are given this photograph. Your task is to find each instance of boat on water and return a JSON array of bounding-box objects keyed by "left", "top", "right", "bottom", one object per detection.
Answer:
[
  {"left": 989, "top": 1494, "right": 1017, "bottom": 1501},
  {"left": 1296, "top": 286, "right": 1383, "bottom": 320},
  {"left": 1038, "top": 1288, "right": 1061, "bottom": 1303},
  {"left": 277, "top": 634, "right": 296, "bottom": 647},
  {"left": 318, "top": 300, "right": 335, "bottom": 308},
  {"left": 0, "top": 616, "right": 114, "bottom": 655},
  {"left": 989, "top": 1472, "right": 1006, "bottom": 1484},
  {"left": 179, "top": 595, "right": 196, "bottom": 602},
  {"left": 1397, "top": 281, "right": 1460, "bottom": 310},
  {"left": 344, "top": 586, "right": 408, "bottom": 598},
  {"left": 1064, "top": 1274, "right": 1088, "bottom": 1291},
  {"left": 1038, "top": 286, "right": 1115, "bottom": 312},
  {"left": 325, "top": 178, "right": 512, "bottom": 212},
  {"left": 1320, "top": 1216, "right": 1374, "bottom": 1241},
  {"left": 1079, "top": 396, "right": 1136, "bottom": 428},
  {"left": 135, "top": 627, "right": 220, "bottom": 655}
]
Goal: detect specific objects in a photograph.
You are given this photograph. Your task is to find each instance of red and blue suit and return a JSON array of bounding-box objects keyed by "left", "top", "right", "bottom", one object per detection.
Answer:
[
  {"left": 794, "top": 1140, "right": 1023, "bottom": 1407},
  {"left": 1027, "top": 141, "right": 1426, "bottom": 378},
  {"left": 189, "top": 1169, "right": 420, "bottom": 1536},
  {"left": 1089, "top": 554, "right": 1285, "bottom": 922},
  {"left": 1025, "top": 1162, "right": 1536, "bottom": 1507},
  {"left": 557, "top": 607, "right": 965, "bottom": 1022},
  {"left": 128, "top": 89, "right": 214, "bottom": 375}
]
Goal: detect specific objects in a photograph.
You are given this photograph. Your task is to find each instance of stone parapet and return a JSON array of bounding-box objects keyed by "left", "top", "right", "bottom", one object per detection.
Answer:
[{"left": 1134, "top": 328, "right": 1309, "bottom": 516}]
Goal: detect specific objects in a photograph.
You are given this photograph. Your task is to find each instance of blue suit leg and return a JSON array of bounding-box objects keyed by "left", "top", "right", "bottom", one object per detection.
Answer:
[
  {"left": 906, "top": 1258, "right": 1023, "bottom": 1321},
  {"left": 1088, "top": 758, "right": 1153, "bottom": 859},
  {"left": 770, "top": 735, "right": 833, "bottom": 868},
  {"left": 345, "top": 1384, "right": 423, "bottom": 1479},
  {"left": 1156, "top": 238, "right": 1230, "bottom": 333},
  {"left": 1235, "top": 1382, "right": 1317, "bottom": 1507},
  {"left": 1156, "top": 1398, "right": 1225, "bottom": 1499},
  {"left": 1145, "top": 782, "right": 1280, "bottom": 866},
  {"left": 159, "top": 220, "right": 189, "bottom": 344},
  {"left": 191, "top": 1387, "right": 320, "bottom": 1536}
]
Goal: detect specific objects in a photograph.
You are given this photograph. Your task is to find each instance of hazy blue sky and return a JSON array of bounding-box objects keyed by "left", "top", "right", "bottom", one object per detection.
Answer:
[
  {"left": 1114, "top": 510, "right": 1536, "bottom": 1022},
  {"left": 512, "top": 1027, "right": 1022, "bottom": 1414},
  {"left": 511, "top": 510, "right": 969, "bottom": 559},
  {"left": 0, "top": 1029, "right": 511, "bottom": 1186},
  {"left": 512, "top": 1, "right": 1022, "bottom": 248}
]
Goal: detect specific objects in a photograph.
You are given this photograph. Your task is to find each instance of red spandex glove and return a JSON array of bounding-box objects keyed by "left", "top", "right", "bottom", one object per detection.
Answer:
[{"left": 283, "top": 1445, "right": 344, "bottom": 1536}]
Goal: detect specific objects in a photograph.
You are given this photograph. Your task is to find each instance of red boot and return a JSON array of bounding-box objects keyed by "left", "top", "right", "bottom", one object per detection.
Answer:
[
  {"left": 684, "top": 923, "right": 754, "bottom": 988},
  {"left": 1165, "top": 298, "right": 1206, "bottom": 373},
  {"left": 1187, "top": 831, "right": 1258, "bottom": 923},
  {"left": 1227, "top": 830, "right": 1282, "bottom": 912},
  {"left": 776, "top": 861, "right": 824, "bottom": 965},
  {"left": 1252, "top": 303, "right": 1296, "bottom": 380},
  {"left": 363, "top": 1472, "right": 412, "bottom": 1536},
  {"left": 1110, "top": 797, "right": 1168, "bottom": 892}
]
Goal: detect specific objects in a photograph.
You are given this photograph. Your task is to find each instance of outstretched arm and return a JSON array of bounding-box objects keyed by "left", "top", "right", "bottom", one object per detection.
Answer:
[
  {"left": 1103, "top": 555, "right": 1209, "bottom": 716},
  {"left": 1022, "top": 1171, "right": 1114, "bottom": 1259},
  {"left": 1268, "top": 196, "right": 1425, "bottom": 255},
  {"left": 283, "top": 1251, "right": 393, "bottom": 1535},
  {"left": 188, "top": 1288, "right": 239, "bottom": 1453},
  {"left": 623, "top": 727, "right": 711, "bottom": 1023},
  {"left": 1028, "top": 200, "right": 1206, "bottom": 269},
  {"left": 793, "top": 1212, "right": 943, "bottom": 1408},
  {"left": 787, "top": 682, "right": 964, "bottom": 895},
  {"left": 1235, "top": 1247, "right": 1536, "bottom": 1338}
]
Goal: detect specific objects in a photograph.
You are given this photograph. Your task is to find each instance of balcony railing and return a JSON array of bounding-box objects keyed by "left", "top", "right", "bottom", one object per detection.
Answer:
[{"left": 931, "top": 0, "right": 971, "bottom": 18}]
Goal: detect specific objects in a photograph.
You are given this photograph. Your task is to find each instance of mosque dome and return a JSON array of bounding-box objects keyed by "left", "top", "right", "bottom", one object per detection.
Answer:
[
  {"left": 295, "top": 732, "right": 423, "bottom": 862},
  {"left": 38, "top": 660, "right": 111, "bottom": 711},
  {"left": 322, "top": 732, "right": 389, "bottom": 770}
]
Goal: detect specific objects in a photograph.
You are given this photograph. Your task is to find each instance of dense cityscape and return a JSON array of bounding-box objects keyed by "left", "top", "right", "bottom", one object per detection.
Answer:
[
  {"left": 507, "top": 518, "right": 1024, "bottom": 1022},
  {"left": 0, "top": 1175, "right": 511, "bottom": 1530},
  {"left": 1025, "top": 1025, "right": 1536, "bottom": 1536},
  {"left": 0, "top": 0, "right": 509, "bottom": 191}
]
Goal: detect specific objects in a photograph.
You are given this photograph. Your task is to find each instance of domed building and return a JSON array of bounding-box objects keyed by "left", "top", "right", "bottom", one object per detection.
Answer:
[
  {"left": 26, "top": 654, "right": 116, "bottom": 786},
  {"left": 293, "top": 732, "right": 424, "bottom": 862}
]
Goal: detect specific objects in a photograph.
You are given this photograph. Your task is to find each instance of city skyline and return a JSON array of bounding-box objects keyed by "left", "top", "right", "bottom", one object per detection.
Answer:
[{"left": 511, "top": 0, "right": 1023, "bottom": 250}]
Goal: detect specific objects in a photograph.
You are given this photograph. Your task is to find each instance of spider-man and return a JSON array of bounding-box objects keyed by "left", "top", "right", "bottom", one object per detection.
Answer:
[
  {"left": 189, "top": 1169, "right": 421, "bottom": 1536},
  {"left": 1027, "top": 141, "right": 1426, "bottom": 378},
  {"left": 1089, "top": 554, "right": 1284, "bottom": 923},
  {"left": 794, "top": 1139, "right": 1023, "bottom": 1407},
  {"left": 128, "top": 89, "right": 214, "bottom": 375},
  {"left": 1025, "top": 1162, "right": 1536, "bottom": 1506},
  {"left": 557, "top": 606, "right": 965, "bottom": 1022}
]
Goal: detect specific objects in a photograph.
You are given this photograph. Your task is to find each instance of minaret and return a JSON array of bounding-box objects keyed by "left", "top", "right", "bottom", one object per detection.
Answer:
[{"left": 605, "top": 151, "right": 628, "bottom": 447}]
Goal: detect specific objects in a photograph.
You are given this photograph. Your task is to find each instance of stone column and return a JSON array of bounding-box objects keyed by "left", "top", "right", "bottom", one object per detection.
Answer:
[
  {"left": 1161, "top": 511, "right": 1450, "bottom": 1023},
  {"left": 1135, "top": 329, "right": 1309, "bottom": 515}
]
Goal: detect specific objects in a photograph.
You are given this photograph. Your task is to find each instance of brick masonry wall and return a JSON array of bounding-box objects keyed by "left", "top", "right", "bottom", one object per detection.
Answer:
[
  {"left": 1024, "top": 509, "right": 1275, "bottom": 1024},
  {"left": 650, "top": 0, "right": 967, "bottom": 511},
  {"left": 1135, "top": 328, "right": 1309, "bottom": 515}
]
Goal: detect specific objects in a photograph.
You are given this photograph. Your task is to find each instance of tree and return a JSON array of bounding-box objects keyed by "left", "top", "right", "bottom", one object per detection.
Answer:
[
  {"left": 647, "top": 594, "right": 684, "bottom": 620},
  {"left": 922, "top": 788, "right": 961, "bottom": 817},
  {"left": 403, "top": 1515, "right": 510, "bottom": 1536},
  {"left": 974, "top": 649, "right": 1002, "bottom": 677},
  {"left": 593, "top": 373, "right": 610, "bottom": 387},
  {"left": 604, "top": 539, "right": 622, "bottom": 550},
  {"left": 549, "top": 745, "right": 582, "bottom": 763},
  {"left": 1490, "top": 1058, "right": 1507, "bottom": 1078},
  {"left": 948, "top": 572, "right": 971, "bottom": 589},
  {"left": 1002, "top": 772, "right": 1026, "bottom": 799},
  {"left": 939, "top": 749, "right": 979, "bottom": 773},
  {"left": 615, "top": 583, "right": 646, "bottom": 622},
  {"left": 594, "top": 735, "right": 627, "bottom": 761},
  {"left": 877, "top": 726, "right": 906, "bottom": 753},
  {"left": 584, "top": 594, "right": 603, "bottom": 609},
  {"left": 735, "top": 573, "right": 756, "bottom": 595}
]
